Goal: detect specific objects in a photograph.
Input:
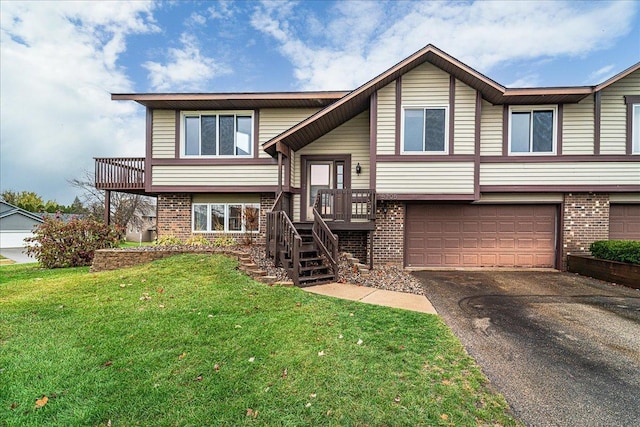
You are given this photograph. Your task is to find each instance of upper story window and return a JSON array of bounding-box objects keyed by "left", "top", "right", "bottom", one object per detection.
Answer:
[
  {"left": 509, "top": 106, "right": 556, "bottom": 155},
  {"left": 182, "top": 111, "right": 253, "bottom": 157},
  {"left": 402, "top": 107, "right": 448, "bottom": 153},
  {"left": 633, "top": 104, "right": 640, "bottom": 154}
]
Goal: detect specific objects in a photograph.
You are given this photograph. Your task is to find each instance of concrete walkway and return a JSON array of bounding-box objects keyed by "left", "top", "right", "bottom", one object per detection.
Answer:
[
  {"left": 303, "top": 282, "right": 437, "bottom": 314},
  {"left": 0, "top": 248, "right": 37, "bottom": 264}
]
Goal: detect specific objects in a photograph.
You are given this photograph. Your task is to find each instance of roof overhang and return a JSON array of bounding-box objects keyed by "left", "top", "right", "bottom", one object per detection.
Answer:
[{"left": 111, "top": 92, "right": 349, "bottom": 110}]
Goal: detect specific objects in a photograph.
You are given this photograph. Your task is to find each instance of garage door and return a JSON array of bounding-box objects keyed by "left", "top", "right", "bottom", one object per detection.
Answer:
[
  {"left": 406, "top": 204, "right": 556, "bottom": 268},
  {"left": 610, "top": 204, "right": 640, "bottom": 240},
  {"left": 0, "top": 231, "right": 33, "bottom": 248}
]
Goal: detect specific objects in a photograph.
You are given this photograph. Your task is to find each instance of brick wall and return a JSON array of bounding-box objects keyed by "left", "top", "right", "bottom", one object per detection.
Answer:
[
  {"left": 563, "top": 193, "right": 610, "bottom": 268},
  {"left": 336, "top": 231, "right": 368, "bottom": 263},
  {"left": 372, "top": 200, "right": 404, "bottom": 265},
  {"left": 157, "top": 193, "right": 192, "bottom": 239}
]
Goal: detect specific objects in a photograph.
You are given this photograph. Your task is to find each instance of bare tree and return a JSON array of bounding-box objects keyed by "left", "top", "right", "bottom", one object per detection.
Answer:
[{"left": 68, "top": 170, "right": 156, "bottom": 230}]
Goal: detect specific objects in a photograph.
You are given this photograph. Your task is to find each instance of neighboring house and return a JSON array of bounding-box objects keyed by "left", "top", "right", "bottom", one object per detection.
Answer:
[
  {"left": 95, "top": 44, "right": 639, "bottom": 285},
  {"left": 125, "top": 207, "right": 157, "bottom": 242},
  {"left": 0, "top": 201, "right": 44, "bottom": 248}
]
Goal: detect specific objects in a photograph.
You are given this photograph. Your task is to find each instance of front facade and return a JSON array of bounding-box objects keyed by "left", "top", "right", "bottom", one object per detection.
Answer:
[
  {"left": 0, "top": 201, "right": 44, "bottom": 248},
  {"left": 97, "top": 45, "right": 640, "bottom": 273}
]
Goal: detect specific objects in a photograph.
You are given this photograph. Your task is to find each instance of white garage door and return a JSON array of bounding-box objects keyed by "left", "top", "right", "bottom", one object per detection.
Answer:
[{"left": 0, "top": 231, "right": 33, "bottom": 248}]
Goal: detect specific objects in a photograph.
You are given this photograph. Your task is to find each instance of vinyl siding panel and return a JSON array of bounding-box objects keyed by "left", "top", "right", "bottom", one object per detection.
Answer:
[
  {"left": 376, "top": 81, "right": 396, "bottom": 155},
  {"left": 480, "top": 162, "right": 640, "bottom": 186},
  {"left": 454, "top": 80, "right": 476, "bottom": 154},
  {"left": 376, "top": 162, "right": 474, "bottom": 194},
  {"left": 402, "top": 62, "right": 449, "bottom": 105},
  {"left": 480, "top": 101, "right": 503, "bottom": 155},
  {"left": 563, "top": 95, "right": 594, "bottom": 154},
  {"left": 600, "top": 70, "right": 640, "bottom": 154},
  {"left": 152, "top": 110, "right": 176, "bottom": 159},
  {"left": 193, "top": 193, "right": 260, "bottom": 203},
  {"left": 258, "top": 108, "right": 320, "bottom": 158},
  {"left": 293, "top": 112, "right": 370, "bottom": 189},
  {"left": 152, "top": 165, "right": 278, "bottom": 186}
]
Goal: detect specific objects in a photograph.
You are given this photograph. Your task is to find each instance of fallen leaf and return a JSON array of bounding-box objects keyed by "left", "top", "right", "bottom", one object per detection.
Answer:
[
  {"left": 103, "top": 361, "right": 113, "bottom": 367},
  {"left": 357, "top": 339, "right": 363, "bottom": 345},
  {"left": 394, "top": 396, "right": 401, "bottom": 403},
  {"left": 141, "top": 279, "right": 147, "bottom": 283},
  {"left": 338, "top": 334, "right": 343, "bottom": 339},
  {"left": 214, "top": 363, "right": 220, "bottom": 371},
  {"left": 295, "top": 302, "right": 301, "bottom": 307},
  {"left": 246, "top": 408, "right": 258, "bottom": 418},
  {"left": 157, "top": 288, "right": 164, "bottom": 293},
  {"left": 248, "top": 357, "right": 255, "bottom": 362},
  {"left": 440, "top": 414, "right": 449, "bottom": 420},
  {"left": 107, "top": 420, "right": 112, "bottom": 426},
  {"left": 178, "top": 352, "right": 186, "bottom": 360},
  {"left": 158, "top": 304, "right": 165, "bottom": 309},
  {"left": 305, "top": 402, "right": 312, "bottom": 408},
  {"left": 235, "top": 324, "right": 242, "bottom": 328},
  {"left": 318, "top": 351, "right": 325, "bottom": 356},
  {"left": 310, "top": 393, "right": 317, "bottom": 398},
  {"left": 349, "top": 313, "right": 354, "bottom": 317},
  {"left": 119, "top": 284, "right": 126, "bottom": 288},
  {"left": 208, "top": 314, "right": 214, "bottom": 318},
  {"left": 195, "top": 375, "right": 203, "bottom": 381},
  {"left": 10, "top": 402, "right": 18, "bottom": 410},
  {"left": 35, "top": 395, "right": 48, "bottom": 409},
  {"left": 441, "top": 379, "right": 451, "bottom": 386},
  {"left": 281, "top": 368, "right": 287, "bottom": 378}
]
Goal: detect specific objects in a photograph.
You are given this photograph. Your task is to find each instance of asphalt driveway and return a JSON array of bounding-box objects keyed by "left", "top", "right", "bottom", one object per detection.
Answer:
[{"left": 413, "top": 270, "right": 640, "bottom": 427}]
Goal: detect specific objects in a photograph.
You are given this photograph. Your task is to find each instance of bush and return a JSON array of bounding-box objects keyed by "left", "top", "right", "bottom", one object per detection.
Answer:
[
  {"left": 589, "top": 240, "right": 640, "bottom": 265},
  {"left": 25, "top": 217, "right": 122, "bottom": 268},
  {"left": 154, "top": 235, "right": 183, "bottom": 246},
  {"left": 185, "top": 235, "right": 211, "bottom": 246},
  {"left": 212, "top": 235, "right": 236, "bottom": 247}
]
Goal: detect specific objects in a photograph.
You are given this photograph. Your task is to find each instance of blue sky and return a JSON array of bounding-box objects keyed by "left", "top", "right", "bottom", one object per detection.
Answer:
[{"left": 1, "top": 0, "right": 639, "bottom": 205}]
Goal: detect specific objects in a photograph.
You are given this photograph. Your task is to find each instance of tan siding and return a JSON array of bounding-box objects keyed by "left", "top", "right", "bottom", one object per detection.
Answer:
[
  {"left": 402, "top": 62, "right": 449, "bottom": 105},
  {"left": 152, "top": 110, "right": 176, "bottom": 159},
  {"left": 376, "top": 162, "right": 474, "bottom": 194},
  {"left": 258, "top": 108, "right": 320, "bottom": 158},
  {"left": 480, "top": 100, "right": 503, "bottom": 155},
  {"left": 480, "top": 162, "right": 640, "bottom": 186},
  {"left": 152, "top": 164, "right": 278, "bottom": 186},
  {"left": 193, "top": 194, "right": 260, "bottom": 203},
  {"left": 376, "top": 81, "right": 396, "bottom": 155},
  {"left": 600, "top": 70, "right": 640, "bottom": 154},
  {"left": 610, "top": 193, "right": 640, "bottom": 203},
  {"left": 292, "top": 112, "right": 370, "bottom": 189},
  {"left": 563, "top": 95, "right": 594, "bottom": 154},
  {"left": 454, "top": 80, "right": 476, "bottom": 154},
  {"left": 292, "top": 194, "right": 301, "bottom": 223}
]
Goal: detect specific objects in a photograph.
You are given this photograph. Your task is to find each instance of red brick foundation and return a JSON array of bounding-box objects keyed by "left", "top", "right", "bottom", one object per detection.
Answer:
[
  {"left": 562, "top": 193, "right": 610, "bottom": 268},
  {"left": 372, "top": 201, "right": 404, "bottom": 265}
]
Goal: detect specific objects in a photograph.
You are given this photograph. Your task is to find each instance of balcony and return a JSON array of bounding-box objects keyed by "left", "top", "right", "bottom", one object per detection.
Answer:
[{"left": 94, "top": 157, "right": 145, "bottom": 192}]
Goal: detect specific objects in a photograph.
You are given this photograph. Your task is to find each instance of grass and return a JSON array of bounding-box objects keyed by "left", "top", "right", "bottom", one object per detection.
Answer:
[
  {"left": 0, "top": 255, "right": 520, "bottom": 426},
  {"left": 119, "top": 241, "right": 155, "bottom": 248},
  {"left": 0, "top": 254, "right": 15, "bottom": 266}
]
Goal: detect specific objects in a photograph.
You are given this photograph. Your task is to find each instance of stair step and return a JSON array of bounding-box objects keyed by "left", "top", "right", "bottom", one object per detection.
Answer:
[
  {"left": 299, "top": 256, "right": 324, "bottom": 264},
  {"left": 298, "top": 274, "right": 336, "bottom": 287},
  {"left": 300, "top": 265, "right": 329, "bottom": 273}
]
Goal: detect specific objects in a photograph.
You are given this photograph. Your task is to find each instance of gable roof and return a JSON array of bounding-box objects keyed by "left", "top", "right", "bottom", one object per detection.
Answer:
[
  {"left": 263, "top": 44, "right": 637, "bottom": 156},
  {"left": 0, "top": 201, "right": 45, "bottom": 224}
]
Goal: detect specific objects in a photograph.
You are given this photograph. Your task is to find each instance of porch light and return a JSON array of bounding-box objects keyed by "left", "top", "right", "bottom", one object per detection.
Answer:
[{"left": 356, "top": 162, "right": 362, "bottom": 175}]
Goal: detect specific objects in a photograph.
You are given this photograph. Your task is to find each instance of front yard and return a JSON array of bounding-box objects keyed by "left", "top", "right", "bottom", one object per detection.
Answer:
[{"left": 0, "top": 255, "right": 519, "bottom": 426}]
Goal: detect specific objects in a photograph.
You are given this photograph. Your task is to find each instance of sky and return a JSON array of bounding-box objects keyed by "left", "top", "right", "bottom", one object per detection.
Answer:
[{"left": 1, "top": 0, "right": 639, "bottom": 206}]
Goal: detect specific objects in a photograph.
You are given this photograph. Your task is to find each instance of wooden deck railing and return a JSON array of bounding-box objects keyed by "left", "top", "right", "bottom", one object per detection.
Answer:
[
  {"left": 315, "top": 189, "right": 376, "bottom": 222},
  {"left": 312, "top": 204, "right": 338, "bottom": 274},
  {"left": 95, "top": 157, "right": 145, "bottom": 190},
  {"left": 266, "top": 209, "right": 301, "bottom": 285}
]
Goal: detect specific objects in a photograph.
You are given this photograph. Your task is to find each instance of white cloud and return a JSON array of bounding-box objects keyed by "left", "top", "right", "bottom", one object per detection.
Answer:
[
  {"left": 142, "top": 32, "right": 231, "bottom": 91},
  {"left": 506, "top": 75, "right": 541, "bottom": 88},
  {"left": 0, "top": 1, "right": 157, "bottom": 204},
  {"left": 251, "top": 0, "right": 636, "bottom": 90},
  {"left": 587, "top": 64, "right": 616, "bottom": 84}
]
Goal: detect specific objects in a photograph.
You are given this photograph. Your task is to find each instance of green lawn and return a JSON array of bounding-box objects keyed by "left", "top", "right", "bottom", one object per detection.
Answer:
[{"left": 0, "top": 255, "right": 520, "bottom": 426}]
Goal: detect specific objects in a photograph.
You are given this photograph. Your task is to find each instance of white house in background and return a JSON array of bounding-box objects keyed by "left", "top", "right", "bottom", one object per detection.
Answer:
[{"left": 0, "top": 201, "right": 44, "bottom": 249}]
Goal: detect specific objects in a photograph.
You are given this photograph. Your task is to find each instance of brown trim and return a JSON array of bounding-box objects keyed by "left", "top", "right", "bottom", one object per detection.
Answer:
[
  {"left": 277, "top": 152, "right": 283, "bottom": 193},
  {"left": 594, "top": 62, "right": 640, "bottom": 92},
  {"left": 502, "top": 105, "right": 509, "bottom": 156},
  {"left": 395, "top": 76, "right": 402, "bottom": 155},
  {"left": 449, "top": 75, "right": 455, "bottom": 155},
  {"left": 284, "top": 155, "right": 291, "bottom": 192},
  {"left": 480, "top": 185, "right": 640, "bottom": 192},
  {"left": 474, "top": 91, "right": 482, "bottom": 200},
  {"left": 379, "top": 193, "right": 475, "bottom": 201},
  {"left": 174, "top": 110, "right": 181, "bottom": 158},
  {"left": 557, "top": 104, "right": 563, "bottom": 156},
  {"left": 300, "top": 154, "right": 352, "bottom": 221},
  {"left": 556, "top": 203, "right": 563, "bottom": 270},
  {"left": 377, "top": 154, "right": 475, "bottom": 162},
  {"left": 253, "top": 109, "right": 260, "bottom": 159},
  {"left": 276, "top": 141, "right": 291, "bottom": 157},
  {"left": 150, "top": 185, "right": 278, "bottom": 193},
  {"left": 403, "top": 201, "right": 408, "bottom": 268},
  {"left": 145, "top": 108, "right": 153, "bottom": 192},
  {"left": 480, "top": 154, "right": 638, "bottom": 162},
  {"left": 152, "top": 158, "right": 277, "bottom": 165},
  {"left": 627, "top": 101, "right": 633, "bottom": 155},
  {"left": 594, "top": 91, "right": 601, "bottom": 155},
  {"left": 625, "top": 95, "right": 640, "bottom": 104},
  {"left": 370, "top": 91, "right": 377, "bottom": 189}
]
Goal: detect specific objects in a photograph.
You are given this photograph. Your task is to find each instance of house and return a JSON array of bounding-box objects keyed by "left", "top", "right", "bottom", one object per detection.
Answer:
[
  {"left": 125, "top": 206, "right": 157, "bottom": 243},
  {"left": 96, "top": 44, "right": 640, "bottom": 286},
  {"left": 0, "top": 201, "right": 44, "bottom": 248}
]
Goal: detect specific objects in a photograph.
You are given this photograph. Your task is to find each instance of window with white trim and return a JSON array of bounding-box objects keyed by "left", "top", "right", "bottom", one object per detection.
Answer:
[
  {"left": 633, "top": 104, "right": 640, "bottom": 154},
  {"left": 509, "top": 106, "right": 556, "bottom": 154},
  {"left": 402, "top": 107, "right": 448, "bottom": 153},
  {"left": 192, "top": 203, "right": 259, "bottom": 232},
  {"left": 182, "top": 111, "right": 253, "bottom": 157}
]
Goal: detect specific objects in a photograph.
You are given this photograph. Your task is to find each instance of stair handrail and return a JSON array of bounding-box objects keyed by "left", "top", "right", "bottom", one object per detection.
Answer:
[{"left": 312, "top": 196, "right": 338, "bottom": 274}]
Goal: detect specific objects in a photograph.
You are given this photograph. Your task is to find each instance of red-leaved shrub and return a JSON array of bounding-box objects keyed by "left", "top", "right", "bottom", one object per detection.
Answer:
[{"left": 25, "top": 217, "right": 123, "bottom": 268}]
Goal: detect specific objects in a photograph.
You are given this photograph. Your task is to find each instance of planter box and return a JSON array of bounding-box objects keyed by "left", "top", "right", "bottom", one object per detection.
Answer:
[{"left": 567, "top": 254, "right": 640, "bottom": 289}]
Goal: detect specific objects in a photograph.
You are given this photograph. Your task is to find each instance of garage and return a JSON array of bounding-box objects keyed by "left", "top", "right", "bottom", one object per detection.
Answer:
[
  {"left": 406, "top": 204, "right": 557, "bottom": 268},
  {"left": 609, "top": 204, "right": 640, "bottom": 240}
]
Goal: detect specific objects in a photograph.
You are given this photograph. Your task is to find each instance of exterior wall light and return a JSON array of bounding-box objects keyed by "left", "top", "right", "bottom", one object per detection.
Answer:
[{"left": 356, "top": 162, "right": 362, "bottom": 175}]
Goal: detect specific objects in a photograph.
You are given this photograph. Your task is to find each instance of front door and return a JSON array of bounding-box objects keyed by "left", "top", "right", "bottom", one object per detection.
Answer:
[{"left": 305, "top": 160, "right": 346, "bottom": 221}]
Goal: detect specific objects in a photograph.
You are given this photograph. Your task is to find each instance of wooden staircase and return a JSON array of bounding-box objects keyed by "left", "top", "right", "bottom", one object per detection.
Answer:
[{"left": 282, "top": 227, "right": 335, "bottom": 287}]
